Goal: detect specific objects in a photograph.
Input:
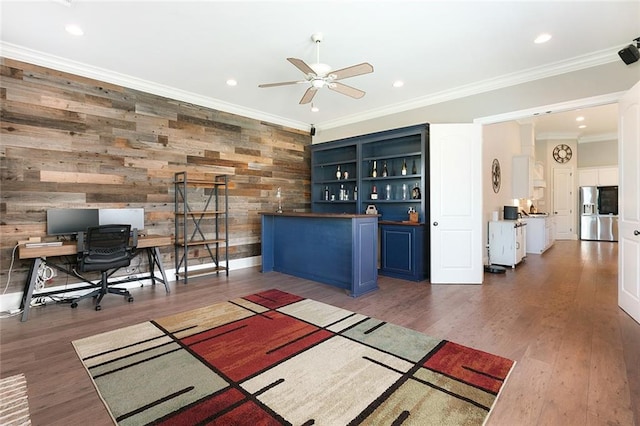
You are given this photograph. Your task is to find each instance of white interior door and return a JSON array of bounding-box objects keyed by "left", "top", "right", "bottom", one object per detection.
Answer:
[
  {"left": 430, "top": 123, "right": 483, "bottom": 284},
  {"left": 553, "top": 167, "right": 575, "bottom": 240},
  {"left": 618, "top": 80, "right": 640, "bottom": 324}
]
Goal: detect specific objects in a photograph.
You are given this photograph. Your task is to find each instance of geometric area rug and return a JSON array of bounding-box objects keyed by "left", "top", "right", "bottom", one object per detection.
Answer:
[
  {"left": 72, "top": 289, "right": 516, "bottom": 425},
  {"left": 0, "top": 373, "right": 31, "bottom": 426}
]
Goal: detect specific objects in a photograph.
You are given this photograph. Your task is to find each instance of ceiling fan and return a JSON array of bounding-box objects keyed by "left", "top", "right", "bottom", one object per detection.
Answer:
[{"left": 258, "top": 33, "right": 374, "bottom": 105}]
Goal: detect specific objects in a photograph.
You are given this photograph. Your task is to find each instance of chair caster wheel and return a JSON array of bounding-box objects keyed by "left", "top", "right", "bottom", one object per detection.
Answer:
[
  {"left": 127, "top": 297, "right": 134, "bottom": 303},
  {"left": 71, "top": 302, "right": 78, "bottom": 309},
  {"left": 95, "top": 305, "right": 102, "bottom": 311}
]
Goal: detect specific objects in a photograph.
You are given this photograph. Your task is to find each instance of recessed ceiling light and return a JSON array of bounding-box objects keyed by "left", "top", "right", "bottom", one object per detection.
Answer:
[
  {"left": 534, "top": 33, "right": 552, "bottom": 44},
  {"left": 576, "top": 116, "right": 585, "bottom": 122},
  {"left": 578, "top": 125, "right": 587, "bottom": 129},
  {"left": 65, "top": 24, "right": 84, "bottom": 36},
  {"left": 393, "top": 80, "right": 404, "bottom": 88},
  {"left": 226, "top": 79, "right": 237, "bottom": 86}
]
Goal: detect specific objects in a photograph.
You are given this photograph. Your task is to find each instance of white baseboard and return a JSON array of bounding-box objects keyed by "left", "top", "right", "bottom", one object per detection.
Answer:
[{"left": 0, "top": 256, "right": 262, "bottom": 313}]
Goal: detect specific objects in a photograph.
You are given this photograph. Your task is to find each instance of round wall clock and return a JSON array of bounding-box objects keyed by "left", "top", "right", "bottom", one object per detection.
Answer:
[
  {"left": 553, "top": 144, "right": 573, "bottom": 163},
  {"left": 491, "top": 158, "right": 501, "bottom": 193}
]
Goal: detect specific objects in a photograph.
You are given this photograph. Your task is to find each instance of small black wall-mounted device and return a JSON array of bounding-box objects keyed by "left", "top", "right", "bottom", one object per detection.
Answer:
[{"left": 619, "top": 42, "right": 640, "bottom": 65}]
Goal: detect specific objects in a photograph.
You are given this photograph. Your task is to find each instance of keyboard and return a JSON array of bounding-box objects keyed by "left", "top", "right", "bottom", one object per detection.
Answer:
[{"left": 25, "top": 241, "right": 63, "bottom": 248}]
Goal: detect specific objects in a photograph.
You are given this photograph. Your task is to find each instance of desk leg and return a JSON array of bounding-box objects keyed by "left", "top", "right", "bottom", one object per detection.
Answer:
[
  {"left": 146, "top": 249, "right": 155, "bottom": 284},
  {"left": 20, "top": 258, "right": 42, "bottom": 322},
  {"left": 149, "top": 247, "right": 170, "bottom": 294}
]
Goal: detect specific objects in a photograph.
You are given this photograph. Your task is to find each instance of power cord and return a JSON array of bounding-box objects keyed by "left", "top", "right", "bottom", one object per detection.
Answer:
[
  {"left": 35, "top": 262, "right": 55, "bottom": 290},
  {"left": 2, "top": 243, "right": 19, "bottom": 296},
  {"left": 0, "top": 244, "right": 23, "bottom": 319}
]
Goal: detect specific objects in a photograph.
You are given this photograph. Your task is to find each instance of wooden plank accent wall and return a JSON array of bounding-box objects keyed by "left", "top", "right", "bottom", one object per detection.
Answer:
[{"left": 0, "top": 58, "right": 311, "bottom": 294}]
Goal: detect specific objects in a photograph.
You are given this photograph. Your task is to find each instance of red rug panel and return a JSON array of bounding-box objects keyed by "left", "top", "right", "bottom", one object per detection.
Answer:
[
  {"left": 243, "top": 289, "right": 305, "bottom": 309},
  {"left": 423, "top": 341, "right": 513, "bottom": 394},
  {"left": 182, "top": 310, "right": 333, "bottom": 382}
]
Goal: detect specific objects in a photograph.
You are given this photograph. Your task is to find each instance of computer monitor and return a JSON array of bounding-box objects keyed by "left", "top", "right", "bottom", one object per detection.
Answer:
[
  {"left": 99, "top": 208, "right": 144, "bottom": 230},
  {"left": 47, "top": 209, "right": 100, "bottom": 236}
]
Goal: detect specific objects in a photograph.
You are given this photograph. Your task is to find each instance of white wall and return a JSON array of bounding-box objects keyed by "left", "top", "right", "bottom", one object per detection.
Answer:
[
  {"left": 578, "top": 139, "right": 618, "bottom": 167},
  {"left": 482, "top": 121, "right": 522, "bottom": 262}
]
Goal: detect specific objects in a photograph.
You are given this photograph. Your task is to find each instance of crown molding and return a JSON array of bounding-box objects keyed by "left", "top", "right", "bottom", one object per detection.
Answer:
[
  {"left": 1, "top": 41, "right": 622, "bottom": 133},
  {"left": 534, "top": 131, "right": 617, "bottom": 143},
  {"left": 535, "top": 132, "right": 579, "bottom": 141},
  {"left": 320, "top": 46, "right": 621, "bottom": 130},
  {"left": 578, "top": 132, "right": 618, "bottom": 144},
  {"left": 0, "top": 42, "right": 309, "bottom": 131},
  {"left": 475, "top": 92, "right": 625, "bottom": 125}
]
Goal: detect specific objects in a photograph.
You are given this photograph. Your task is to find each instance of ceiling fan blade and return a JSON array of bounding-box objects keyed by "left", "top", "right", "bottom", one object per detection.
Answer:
[
  {"left": 299, "top": 87, "right": 318, "bottom": 104},
  {"left": 287, "top": 58, "right": 316, "bottom": 76},
  {"left": 328, "top": 82, "right": 366, "bottom": 99},
  {"left": 330, "top": 63, "right": 374, "bottom": 80},
  {"left": 258, "top": 81, "right": 305, "bottom": 88}
]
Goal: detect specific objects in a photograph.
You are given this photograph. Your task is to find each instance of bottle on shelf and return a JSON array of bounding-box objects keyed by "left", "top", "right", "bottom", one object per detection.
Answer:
[
  {"left": 382, "top": 161, "right": 388, "bottom": 177},
  {"left": 401, "top": 159, "right": 407, "bottom": 176},
  {"left": 412, "top": 183, "right": 421, "bottom": 199},
  {"left": 336, "top": 165, "right": 342, "bottom": 180},
  {"left": 339, "top": 184, "right": 346, "bottom": 201},
  {"left": 370, "top": 185, "right": 378, "bottom": 200},
  {"left": 385, "top": 184, "right": 391, "bottom": 200},
  {"left": 276, "top": 187, "right": 283, "bottom": 213},
  {"left": 324, "top": 186, "right": 330, "bottom": 201},
  {"left": 402, "top": 183, "right": 408, "bottom": 200},
  {"left": 354, "top": 186, "right": 358, "bottom": 200},
  {"left": 343, "top": 170, "right": 349, "bottom": 179},
  {"left": 372, "top": 160, "right": 377, "bottom": 178},
  {"left": 412, "top": 159, "right": 417, "bottom": 174}
]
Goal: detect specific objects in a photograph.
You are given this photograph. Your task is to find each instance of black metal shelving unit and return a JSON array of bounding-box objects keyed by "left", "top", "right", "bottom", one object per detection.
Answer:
[{"left": 174, "top": 172, "right": 229, "bottom": 283}]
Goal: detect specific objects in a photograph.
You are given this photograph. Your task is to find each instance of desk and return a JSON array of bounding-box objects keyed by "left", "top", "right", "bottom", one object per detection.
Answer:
[{"left": 19, "top": 235, "right": 172, "bottom": 322}]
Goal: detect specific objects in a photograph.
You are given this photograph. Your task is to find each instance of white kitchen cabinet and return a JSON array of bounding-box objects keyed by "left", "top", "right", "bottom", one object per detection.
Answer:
[
  {"left": 512, "top": 155, "right": 533, "bottom": 199},
  {"left": 488, "top": 220, "right": 526, "bottom": 268},
  {"left": 597, "top": 167, "right": 618, "bottom": 186},
  {"left": 524, "top": 216, "right": 555, "bottom": 254},
  {"left": 578, "top": 167, "right": 619, "bottom": 186}
]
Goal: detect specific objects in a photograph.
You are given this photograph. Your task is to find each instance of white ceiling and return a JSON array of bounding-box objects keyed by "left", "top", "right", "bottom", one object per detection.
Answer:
[{"left": 1, "top": 1, "right": 638, "bottom": 139}]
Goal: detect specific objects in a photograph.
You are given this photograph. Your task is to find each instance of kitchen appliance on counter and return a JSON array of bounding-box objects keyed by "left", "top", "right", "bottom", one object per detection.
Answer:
[
  {"left": 504, "top": 205, "right": 519, "bottom": 220},
  {"left": 579, "top": 186, "right": 618, "bottom": 241}
]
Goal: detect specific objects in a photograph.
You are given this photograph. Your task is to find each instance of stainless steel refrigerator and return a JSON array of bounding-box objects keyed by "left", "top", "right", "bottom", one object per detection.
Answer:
[{"left": 579, "top": 186, "right": 618, "bottom": 241}]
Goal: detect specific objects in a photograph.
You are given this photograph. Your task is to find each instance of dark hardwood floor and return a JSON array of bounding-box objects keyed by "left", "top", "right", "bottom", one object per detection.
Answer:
[{"left": 1, "top": 240, "right": 638, "bottom": 425}]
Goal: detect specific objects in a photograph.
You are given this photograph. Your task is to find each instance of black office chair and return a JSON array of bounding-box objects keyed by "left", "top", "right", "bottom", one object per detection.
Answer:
[{"left": 71, "top": 224, "right": 137, "bottom": 311}]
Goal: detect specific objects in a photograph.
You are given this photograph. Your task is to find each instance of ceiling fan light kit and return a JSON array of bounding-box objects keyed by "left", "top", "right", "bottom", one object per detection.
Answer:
[{"left": 259, "top": 32, "right": 374, "bottom": 105}]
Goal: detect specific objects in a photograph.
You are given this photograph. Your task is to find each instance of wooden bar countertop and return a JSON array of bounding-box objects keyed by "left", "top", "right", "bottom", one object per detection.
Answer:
[
  {"left": 259, "top": 212, "right": 375, "bottom": 218},
  {"left": 378, "top": 220, "right": 425, "bottom": 226}
]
